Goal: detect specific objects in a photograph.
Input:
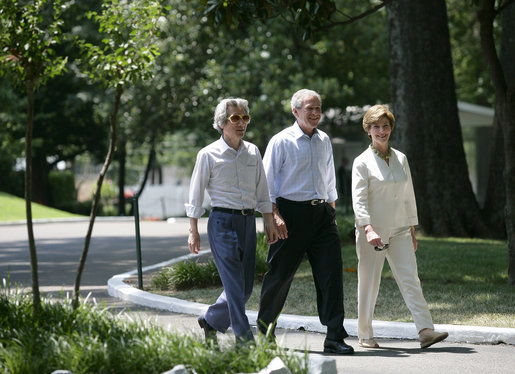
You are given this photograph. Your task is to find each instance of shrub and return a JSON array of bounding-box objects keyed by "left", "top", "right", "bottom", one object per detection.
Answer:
[
  {"left": 151, "top": 259, "right": 221, "bottom": 290},
  {"left": 0, "top": 286, "right": 307, "bottom": 374},
  {"left": 48, "top": 170, "right": 77, "bottom": 207},
  {"left": 151, "top": 232, "right": 270, "bottom": 291}
]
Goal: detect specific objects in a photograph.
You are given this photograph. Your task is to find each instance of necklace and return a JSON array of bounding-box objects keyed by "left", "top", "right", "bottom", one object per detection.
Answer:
[{"left": 371, "top": 144, "right": 391, "bottom": 160}]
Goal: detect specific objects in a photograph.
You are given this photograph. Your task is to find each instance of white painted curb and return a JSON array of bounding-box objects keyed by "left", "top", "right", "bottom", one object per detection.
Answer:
[{"left": 108, "top": 251, "right": 515, "bottom": 346}]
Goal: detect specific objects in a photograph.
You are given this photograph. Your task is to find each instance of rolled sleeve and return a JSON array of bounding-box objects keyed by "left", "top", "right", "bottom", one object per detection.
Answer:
[{"left": 185, "top": 151, "right": 209, "bottom": 219}]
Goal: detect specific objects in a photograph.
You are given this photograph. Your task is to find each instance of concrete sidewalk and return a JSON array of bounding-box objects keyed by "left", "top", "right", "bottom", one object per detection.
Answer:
[
  {"left": 108, "top": 250, "right": 515, "bottom": 346},
  {"left": 107, "top": 251, "right": 515, "bottom": 373}
]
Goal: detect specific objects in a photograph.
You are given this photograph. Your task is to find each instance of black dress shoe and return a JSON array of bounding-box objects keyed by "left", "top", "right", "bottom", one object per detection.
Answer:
[
  {"left": 323, "top": 338, "right": 354, "bottom": 355},
  {"left": 198, "top": 316, "right": 218, "bottom": 346}
]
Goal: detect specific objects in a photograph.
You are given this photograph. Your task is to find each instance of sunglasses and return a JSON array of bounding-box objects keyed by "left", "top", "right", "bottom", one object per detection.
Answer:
[{"left": 227, "top": 114, "right": 251, "bottom": 124}]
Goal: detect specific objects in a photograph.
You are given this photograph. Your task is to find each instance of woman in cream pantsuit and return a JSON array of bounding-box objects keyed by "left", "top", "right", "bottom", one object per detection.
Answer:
[{"left": 351, "top": 104, "right": 448, "bottom": 349}]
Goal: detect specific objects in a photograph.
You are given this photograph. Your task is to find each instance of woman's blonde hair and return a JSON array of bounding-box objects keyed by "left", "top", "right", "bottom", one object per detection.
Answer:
[{"left": 362, "top": 104, "right": 395, "bottom": 134}]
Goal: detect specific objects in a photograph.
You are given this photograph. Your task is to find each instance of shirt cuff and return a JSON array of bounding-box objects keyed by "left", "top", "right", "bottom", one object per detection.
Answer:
[
  {"left": 355, "top": 217, "right": 371, "bottom": 227},
  {"left": 184, "top": 203, "right": 205, "bottom": 219},
  {"left": 256, "top": 202, "right": 273, "bottom": 214}
]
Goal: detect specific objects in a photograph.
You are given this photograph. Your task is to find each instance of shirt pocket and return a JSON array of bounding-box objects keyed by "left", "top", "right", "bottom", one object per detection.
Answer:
[{"left": 212, "top": 159, "right": 236, "bottom": 180}]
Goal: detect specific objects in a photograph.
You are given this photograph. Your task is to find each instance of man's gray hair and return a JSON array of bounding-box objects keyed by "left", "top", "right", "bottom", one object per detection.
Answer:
[
  {"left": 213, "top": 98, "right": 249, "bottom": 133},
  {"left": 290, "top": 89, "right": 322, "bottom": 111}
]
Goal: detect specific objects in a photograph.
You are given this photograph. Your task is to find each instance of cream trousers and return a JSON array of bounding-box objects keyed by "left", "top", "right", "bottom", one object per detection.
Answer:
[{"left": 355, "top": 226, "right": 434, "bottom": 339}]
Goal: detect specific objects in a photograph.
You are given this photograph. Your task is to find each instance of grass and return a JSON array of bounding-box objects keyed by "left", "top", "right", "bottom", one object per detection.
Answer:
[
  {"left": 150, "top": 235, "right": 515, "bottom": 328},
  {"left": 0, "top": 285, "right": 307, "bottom": 374},
  {"left": 0, "top": 192, "right": 84, "bottom": 222}
]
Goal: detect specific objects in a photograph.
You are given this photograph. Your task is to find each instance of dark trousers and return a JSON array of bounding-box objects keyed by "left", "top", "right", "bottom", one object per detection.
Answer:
[
  {"left": 205, "top": 210, "right": 257, "bottom": 341},
  {"left": 257, "top": 199, "right": 348, "bottom": 341}
]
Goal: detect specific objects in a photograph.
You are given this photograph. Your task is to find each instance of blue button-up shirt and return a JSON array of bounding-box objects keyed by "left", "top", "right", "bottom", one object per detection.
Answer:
[{"left": 263, "top": 122, "right": 338, "bottom": 203}]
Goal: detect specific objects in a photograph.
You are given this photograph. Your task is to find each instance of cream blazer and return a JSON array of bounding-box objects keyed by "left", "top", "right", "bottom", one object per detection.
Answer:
[{"left": 352, "top": 146, "right": 418, "bottom": 240}]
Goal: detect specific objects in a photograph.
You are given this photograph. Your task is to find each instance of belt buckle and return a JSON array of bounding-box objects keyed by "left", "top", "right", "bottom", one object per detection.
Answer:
[
  {"left": 241, "top": 209, "right": 248, "bottom": 215},
  {"left": 311, "top": 199, "right": 320, "bottom": 206}
]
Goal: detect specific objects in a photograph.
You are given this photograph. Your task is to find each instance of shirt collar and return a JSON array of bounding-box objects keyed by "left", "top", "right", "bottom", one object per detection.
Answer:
[
  {"left": 218, "top": 136, "right": 246, "bottom": 153},
  {"left": 293, "top": 121, "right": 319, "bottom": 139}
]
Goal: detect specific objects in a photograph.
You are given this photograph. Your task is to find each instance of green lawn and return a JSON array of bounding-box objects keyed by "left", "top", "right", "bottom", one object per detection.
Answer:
[{"left": 0, "top": 192, "right": 84, "bottom": 222}]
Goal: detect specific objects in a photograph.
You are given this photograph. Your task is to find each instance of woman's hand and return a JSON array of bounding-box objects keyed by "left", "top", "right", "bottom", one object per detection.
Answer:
[{"left": 364, "top": 224, "right": 384, "bottom": 248}]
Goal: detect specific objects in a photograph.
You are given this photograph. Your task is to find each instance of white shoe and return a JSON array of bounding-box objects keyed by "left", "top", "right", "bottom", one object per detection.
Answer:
[{"left": 359, "top": 338, "right": 379, "bottom": 348}]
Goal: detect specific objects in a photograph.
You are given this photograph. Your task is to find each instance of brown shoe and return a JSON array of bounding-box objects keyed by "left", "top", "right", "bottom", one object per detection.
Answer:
[
  {"left": 359, "top": 338, "right": 379, "bottom": 348},
  {"left": 419, "top": 328, "right": 448, "bottom": 348}
]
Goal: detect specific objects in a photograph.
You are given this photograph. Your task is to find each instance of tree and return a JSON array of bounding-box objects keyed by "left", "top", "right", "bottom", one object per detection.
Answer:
[
  {"left": 477, "top": 0, "right": 515, "bottom": 284},
  {"left": 196, "top": 0, "right": 500, "bottom": 238},
  {"left": 0, "top": 1, "right": 111, "bottom": 207},
  {"left": 0, "top": 0, "right": 67, "bottom": 316},
  {"left": 73, "top": 0, "right": 163, "bottom": 306},
  {"left": 385, "top": 1, "right": 490, "bottom": 237}
]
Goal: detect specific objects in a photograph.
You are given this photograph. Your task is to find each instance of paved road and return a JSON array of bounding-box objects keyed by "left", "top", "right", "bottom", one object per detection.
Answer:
[
  {"left": 1, "top": 219, "right": 514, "bottom": 374},
  {"left": 0, "top": 218, "right": 208, "bottom": 293}
]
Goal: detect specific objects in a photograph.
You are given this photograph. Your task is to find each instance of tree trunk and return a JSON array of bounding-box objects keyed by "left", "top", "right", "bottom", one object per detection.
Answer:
[
  {"left": 478, "top": 0, "right": 515, "bottom": 285},
  {"left": 386, "top": 0, "right": 490, "bottom": 237},
  {"left": 117, "top": 137, "right": 127, "bottom": 216},
  {"left": 482, "top": 111, "right": 506, "bottom": 238},
  {"left": 25, "top": 78, "right": 41, "bottom": 317},
  {"left": 31, "top": 154, "right": 50, "bottom": 205},
  {"left": 73, "top": 85, "right": 122, "bottom": 307},
  {"left": 482, "top": 1, "right": 515, "bottom": 242},
  {"left": 136, "top": 133, "right": 156, "bottom": 197},
  {"left": 501, "top": 1, "right": 515, "bottom": 286}
]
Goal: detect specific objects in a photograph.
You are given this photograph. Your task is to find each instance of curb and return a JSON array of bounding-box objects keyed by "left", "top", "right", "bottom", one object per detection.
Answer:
[
  {"left": 107, "top": 251, "right": 515, "bottom": 346},
  {"left": 0, "top": 216, "right": 135, "bottom": 226}
]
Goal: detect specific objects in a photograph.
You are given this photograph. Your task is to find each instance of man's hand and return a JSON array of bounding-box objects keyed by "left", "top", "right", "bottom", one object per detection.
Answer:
[
  {"left": 263, "top": 212, "right": 279, "bottom": 244},
  {"left": 188, "top": 231, "right": 200, "bottom": 254},
  {"left": 272, "top": 204, "right": 288, "bottom": 240},
  {"left": 188, "top": 217, "right": 200, "bottom": 254}
]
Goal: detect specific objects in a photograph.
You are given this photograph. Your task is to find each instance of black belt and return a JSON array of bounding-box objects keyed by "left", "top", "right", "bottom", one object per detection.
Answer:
[
  {"left": 212, "top": 207, "right": 255, "bottom": 215},
  {"left": 277, "top": 197, "right": 327, "bottom": 206}
]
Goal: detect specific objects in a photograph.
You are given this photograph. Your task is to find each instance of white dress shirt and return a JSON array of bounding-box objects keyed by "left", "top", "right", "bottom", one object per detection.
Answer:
[
  {"left": 185, "top": 136, "right": 272, "bottom": 219},
  {"left": 352, "top": 146, "right": 418, "bottom": 232},
  {"left": 263, "top": 122, "right": 338, "bottom": 203}
]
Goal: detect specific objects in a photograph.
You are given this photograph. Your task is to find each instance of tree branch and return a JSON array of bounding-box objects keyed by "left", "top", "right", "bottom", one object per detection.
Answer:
[
  {"left": 319, "top": 0, "right": 394, "bottom": 30},
  {"left": 497, "top": 0, "right": 515, "bottom": 16},
  {"left": 478, "top": 0, "right": 507, "bottom": 101}
]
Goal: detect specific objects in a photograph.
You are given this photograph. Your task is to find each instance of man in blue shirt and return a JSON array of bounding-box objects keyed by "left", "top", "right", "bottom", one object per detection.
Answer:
[
  {"left": 257, "top": 89, "right": 354, "bottom": 354},
  {"left": 186, "top": 98, "right": 278, "bottom": 346}
]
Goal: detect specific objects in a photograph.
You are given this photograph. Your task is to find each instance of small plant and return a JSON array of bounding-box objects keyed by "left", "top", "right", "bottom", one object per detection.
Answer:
[
  {"left": 151, "top": 259, "right": 221, "bottom": 290},
  {"left": 151, "top": 232, "right": 271, "bottom": 291},
  {"left": 0, "top": 283, "right": 307, "bottom": 374}
]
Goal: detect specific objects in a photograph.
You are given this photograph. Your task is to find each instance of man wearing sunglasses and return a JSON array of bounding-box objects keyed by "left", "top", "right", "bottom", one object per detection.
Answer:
[
  {"left": 185, "top": 98, "right": 279, "bottom": 346},
  {"left": 257, "top": 89, "right": 354, "bottom": 355}
]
